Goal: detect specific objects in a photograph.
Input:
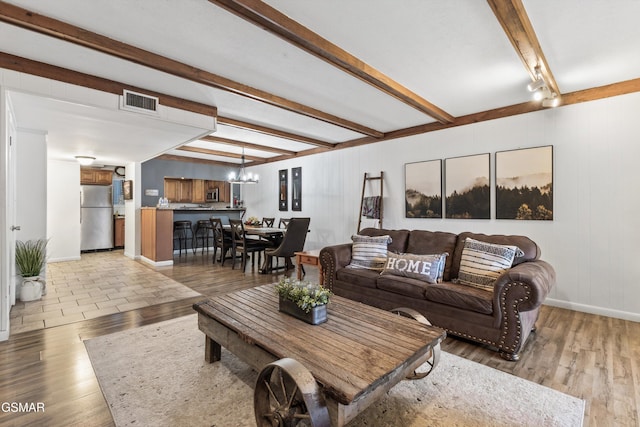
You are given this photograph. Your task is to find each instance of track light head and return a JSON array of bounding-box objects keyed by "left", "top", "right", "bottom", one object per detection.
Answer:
[{"left": 527, "top": 78, "right": 546, "bottom": 92}]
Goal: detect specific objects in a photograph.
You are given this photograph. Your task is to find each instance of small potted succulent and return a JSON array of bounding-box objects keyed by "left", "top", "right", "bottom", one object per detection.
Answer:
[
  {"left": 15, "top": 239, "right": 48, "bottom": 301},
  {"left": 275, "top": 278, "right": 332, "bottom": 325}
]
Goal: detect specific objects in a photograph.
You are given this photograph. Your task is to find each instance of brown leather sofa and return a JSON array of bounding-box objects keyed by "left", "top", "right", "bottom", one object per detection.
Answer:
[{"left": 319, "top": 228, "right": 555, "bottom": 361}]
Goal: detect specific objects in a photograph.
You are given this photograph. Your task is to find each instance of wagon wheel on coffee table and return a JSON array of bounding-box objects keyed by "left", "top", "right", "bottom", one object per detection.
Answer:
[
  {"left": 254, "top": 357, "right": 331, "bottom": 427},
  {"left": 391, "top": 307, "right": 441, "bottom": 379}
]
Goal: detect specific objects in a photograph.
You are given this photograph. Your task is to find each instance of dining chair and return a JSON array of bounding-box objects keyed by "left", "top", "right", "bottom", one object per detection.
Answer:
[
  {"left": 262, "top": 217, "right": 275, "bottom": 227},
  {"left": 210, "top": 217, "right": 233, "bottom": 265},
  {"left": 229, "top": 219, "right": 271, "bottom": 272},
  {"left": 265, "top": 217, "right": 311, "bottom": 273},
  {"left": 278, "top": 218, "right": 290, "bottom": 229}
]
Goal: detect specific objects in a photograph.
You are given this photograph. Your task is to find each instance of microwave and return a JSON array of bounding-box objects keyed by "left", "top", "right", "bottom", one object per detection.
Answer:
[{"left": 206, "top": 188, "right": 219, "bottom": 202}]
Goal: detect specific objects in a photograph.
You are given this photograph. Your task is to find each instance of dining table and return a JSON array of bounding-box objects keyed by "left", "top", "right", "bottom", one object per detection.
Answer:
[{"left": 223, "top": 225, "right": 285, "bottom": 273}]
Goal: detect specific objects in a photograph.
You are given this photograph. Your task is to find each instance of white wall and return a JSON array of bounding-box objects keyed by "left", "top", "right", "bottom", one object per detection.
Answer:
[
  {"left": 244, "top": 92, "right": 640, "bottom": 322},
  {"left": 47, "top": 159, "right": 81, "bottom": 262},
  {"left": 16, "top": 129, "right": 47, "bottom": 242}
]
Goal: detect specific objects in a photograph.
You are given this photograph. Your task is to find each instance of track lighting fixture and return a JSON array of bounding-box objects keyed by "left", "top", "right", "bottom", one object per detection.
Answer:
[{"left": 527, "top": 66, "right": 560, "bottom": 108}]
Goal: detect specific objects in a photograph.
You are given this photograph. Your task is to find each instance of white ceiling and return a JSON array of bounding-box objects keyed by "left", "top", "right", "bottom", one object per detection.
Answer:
[{"left": 1, "top": 0, "right": 639, "bottom": 167}]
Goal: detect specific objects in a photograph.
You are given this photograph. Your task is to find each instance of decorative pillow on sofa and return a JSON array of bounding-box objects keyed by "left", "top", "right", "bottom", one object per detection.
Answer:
[
  {"left": 381, "top": 252, "right": 448, "bottom": 284},
  {"left": 456, "top": 237, "right": 524, "bottom": 291},
  {"left": 347, "top": 234, "right": 392, "bottom": 271}
]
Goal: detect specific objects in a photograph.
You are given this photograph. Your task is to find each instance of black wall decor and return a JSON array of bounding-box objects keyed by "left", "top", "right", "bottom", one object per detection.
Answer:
[
  {"left": 292, "top": 167, "right": 302, "bottom": 211},
  {"left": 279, "top": 169, "right": 288, "bottom": 211}
]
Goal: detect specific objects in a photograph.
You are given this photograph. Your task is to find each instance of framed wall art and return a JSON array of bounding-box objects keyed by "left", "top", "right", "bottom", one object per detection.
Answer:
[
  {"left": 278, "top": 169, "right": 288, "bottom": 211},
  {"left": 291, "top": 167, "right": 302, "bottom": 211},
  {"left": 445, "top": 153, "right": 490, "bottom": 219},
  {"left": 405, "top": 159, "right": 442, "bottom": 218},
  {"left": 123, "top": 180, "right": 133, "bottom": 200},
  {"left": 496, "top": 145, "right": 553, "bottom": 220}
]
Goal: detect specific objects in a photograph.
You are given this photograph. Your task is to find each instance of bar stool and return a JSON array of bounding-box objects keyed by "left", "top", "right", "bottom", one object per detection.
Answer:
[
  {"left": 173, "top": 220, "right": 193, "bottom": 256},
  {"left": 193, "top": 219, "right": 214, "bottom": 254}
]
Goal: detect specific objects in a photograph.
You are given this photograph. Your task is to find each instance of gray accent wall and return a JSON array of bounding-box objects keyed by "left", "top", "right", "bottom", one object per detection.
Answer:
[{"left": 141, "top": 158, "right": 238, "bottom": 207}]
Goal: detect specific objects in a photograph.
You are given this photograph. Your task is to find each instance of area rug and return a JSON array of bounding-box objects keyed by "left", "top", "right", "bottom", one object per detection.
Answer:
[{"left": 85, "top": 315, "right": 585, "bottom": 427}]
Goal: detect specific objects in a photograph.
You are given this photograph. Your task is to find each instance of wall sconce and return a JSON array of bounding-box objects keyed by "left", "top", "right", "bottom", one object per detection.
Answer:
[{"left": 75, "top": 155, "right": 96, "bottom": 166}]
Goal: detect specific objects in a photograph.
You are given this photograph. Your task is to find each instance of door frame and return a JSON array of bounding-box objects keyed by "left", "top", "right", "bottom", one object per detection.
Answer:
[{"left": 0, "top": 87, "right": 18, "bottom": 341}]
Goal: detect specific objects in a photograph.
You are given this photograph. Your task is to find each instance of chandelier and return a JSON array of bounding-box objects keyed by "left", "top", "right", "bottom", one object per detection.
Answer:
[{"left": 228, "top": 147, "right": 259, "bottom": 184}]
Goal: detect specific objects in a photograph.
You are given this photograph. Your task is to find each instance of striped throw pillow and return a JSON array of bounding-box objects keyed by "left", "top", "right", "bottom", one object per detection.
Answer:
[
  {"left": 457, "top": 237, "right": 523, "bottom": 291},
  {"left": 347, "top": 234, "right": 392, "bottom": 271}
]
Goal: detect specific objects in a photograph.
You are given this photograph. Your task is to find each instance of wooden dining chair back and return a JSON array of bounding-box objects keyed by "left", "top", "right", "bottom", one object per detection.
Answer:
[
  {"left": 278, "top": 218, "right": 290, "bottom": 229},
  {"left": 229, "top": 219, "right": 271, "bottom": 272},
  {"left": 210, "top": 217, "right": 232, "bottom": 265},
  {"left": 262, "top": 217, "right": 275, "bottom": 227},
  {"left": 265, "top": 217, "right": 311, "bottom": 272}
]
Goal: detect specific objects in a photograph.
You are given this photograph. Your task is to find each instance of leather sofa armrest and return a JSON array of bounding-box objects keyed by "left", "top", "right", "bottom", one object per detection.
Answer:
[
  {"left": 319, "top": 243, "right": 353, "bottom": 290},
  {"left": 493, "top": 260, "right": 556, "bottom": 312}
]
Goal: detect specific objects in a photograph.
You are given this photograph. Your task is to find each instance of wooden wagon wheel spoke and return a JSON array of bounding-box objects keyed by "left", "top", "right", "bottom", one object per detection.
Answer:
[
  {"left": 255, "top": 358, "right": 331, "bottom": 427},
  {"left": 391, "top": 307, "right": 441, "bottom": 380}
]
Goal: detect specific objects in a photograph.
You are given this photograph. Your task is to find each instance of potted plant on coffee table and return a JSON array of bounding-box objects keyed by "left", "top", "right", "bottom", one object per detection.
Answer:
[
  {"left": 15, "top": 239, "right": 48, "bottom": 302},
  {"left": 275, "top": 278, "right": 332, "bottom": 325}
]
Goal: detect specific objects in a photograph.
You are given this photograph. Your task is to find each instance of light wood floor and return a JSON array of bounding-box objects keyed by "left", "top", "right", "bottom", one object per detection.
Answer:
[{"left": 1, "top": 252, "right": 638, "bottom": 426}]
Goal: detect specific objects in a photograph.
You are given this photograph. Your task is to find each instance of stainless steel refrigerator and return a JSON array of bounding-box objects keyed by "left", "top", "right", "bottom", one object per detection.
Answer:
[{"left": 81, "top": 185, "right": 114, "bottom": 251}]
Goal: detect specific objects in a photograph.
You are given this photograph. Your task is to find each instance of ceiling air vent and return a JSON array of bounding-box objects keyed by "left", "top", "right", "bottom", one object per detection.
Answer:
[{"left": 120, "top": 89, "right": 159, "bottom": 115}]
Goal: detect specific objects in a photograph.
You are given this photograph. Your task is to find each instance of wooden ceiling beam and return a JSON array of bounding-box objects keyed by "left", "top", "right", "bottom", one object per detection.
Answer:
[
  {"left": 217, "top": 116, "right": 335, "bottom": 148},
  {"left": 487, "top": 0, "right": 560, "bottom": 97},
  {"left": 209, "top": 0, "right": 454, "bottom": 124},
  {"left": 200, "top": 135, "right": 297, "bottom": 156},
  {"left": 156, "top": 154, "right": 239, "bottom": 167},
  {"left": 0, "top": 1, "right": 383, "bottom": 138},
  {"left": 177, "top": 145, "right": 263, "bottom": 161},
  {"left": 0, "top": 52, "right": 217, "bottom": 117}
]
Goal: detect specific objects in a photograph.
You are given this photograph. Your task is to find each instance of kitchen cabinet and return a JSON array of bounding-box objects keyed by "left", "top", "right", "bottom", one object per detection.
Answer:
[
  {"left": 81, "top": 168, "right": 112, "bottom": 185},
  {"left": 164, "top": 178, "right": 192, "bottom": 203},
  {"left": 192, "top": 179, "right": 205, "bottom": 203},
  {"left": 114, "top": 217, "right": 125, "bottom": 248},
  {"left": 141, "top": 208, "right": 173, "bottom": 262}
]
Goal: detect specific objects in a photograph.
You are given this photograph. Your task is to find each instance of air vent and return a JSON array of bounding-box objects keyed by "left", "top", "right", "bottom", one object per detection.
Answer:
[{"left": 120, "top": 89, "right": 159, "bottom": 115}]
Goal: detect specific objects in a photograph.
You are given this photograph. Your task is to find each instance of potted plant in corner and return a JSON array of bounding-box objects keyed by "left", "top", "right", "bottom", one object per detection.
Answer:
[
  {"left": 15, "top": 239, "right": 48, "bottom": 302},
  {"left": 275, "top": 278, "right": 332, "bottom": 325}
]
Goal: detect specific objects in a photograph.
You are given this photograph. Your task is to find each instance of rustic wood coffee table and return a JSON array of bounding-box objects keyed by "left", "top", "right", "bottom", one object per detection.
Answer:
[{"left": 193, "top": 284, "right": 446, "bottom": 427}]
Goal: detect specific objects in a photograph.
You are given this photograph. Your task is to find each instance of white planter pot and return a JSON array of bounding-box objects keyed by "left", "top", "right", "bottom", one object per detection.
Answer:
[{"left": 19, "top": 277, "right": 44, "bottom": 302}]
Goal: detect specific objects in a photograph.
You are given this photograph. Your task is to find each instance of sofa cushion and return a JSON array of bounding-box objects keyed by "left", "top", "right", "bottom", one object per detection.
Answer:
[
  {"left": 450, "top": 232, "right": 540, "bottom": 278},
  {"left": 346, "top": 234, "right": 391, "bottom": 270},
  {"left": 456, "top": 237, "right": 522, "bottom": 291},
  {"left": 424, "top": 281, "right": 493, "bottom": 314},
  {"left": 359, "top": 228, "right": 410, "bottom": 253},
  {"left": 406, "top": 230, "right": 458, "bottom": 281},
  {"left": 380, "top": 252, "right": 447, "bottom": 284},
  {"left": 336, "top": 267, "right": 380, "bottom": 289},
  {"left": 377, "top": 275, "right": 430, "bottom": 299}
]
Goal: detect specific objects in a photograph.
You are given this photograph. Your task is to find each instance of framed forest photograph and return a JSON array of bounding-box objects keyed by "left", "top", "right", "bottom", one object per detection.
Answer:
[
  {"left": 445, "top": 153, "right": 490, "bottom": 219},
  {"left": 496, "top": 145, "right": 553, "bottom": 220},
  {"left": 405, "top": 159, "right": 442, "bottom": 218}
]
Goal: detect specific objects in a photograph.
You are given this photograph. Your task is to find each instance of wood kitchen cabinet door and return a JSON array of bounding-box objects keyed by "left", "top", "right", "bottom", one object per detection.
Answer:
[
  {"left": 80, "top": 168, "right": 113, "bottom": 185},
  {"left": 114, "top": 217, "right": 125, "bottom": 248},
  {"left": 164, "top": 179, "right": 180, "bottom": 202},
  {"left": 192, "top": 179, "right": 205, "bottom": 203}
]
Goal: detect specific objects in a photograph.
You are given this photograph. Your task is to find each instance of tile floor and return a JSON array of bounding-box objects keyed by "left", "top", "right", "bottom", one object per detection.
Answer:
[{"left": 10, "top": 250, "right": 201, "bottom": 334}]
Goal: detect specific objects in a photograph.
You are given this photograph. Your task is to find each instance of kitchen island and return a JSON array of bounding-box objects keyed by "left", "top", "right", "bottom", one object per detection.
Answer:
[{"left": 140, "top": 206, "right": 246, "bottom": 265}]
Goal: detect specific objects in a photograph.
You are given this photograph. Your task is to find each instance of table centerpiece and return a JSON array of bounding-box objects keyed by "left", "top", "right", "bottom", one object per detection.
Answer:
[{"left": 275, "top": 278, "right": 331, "bottom": 325}]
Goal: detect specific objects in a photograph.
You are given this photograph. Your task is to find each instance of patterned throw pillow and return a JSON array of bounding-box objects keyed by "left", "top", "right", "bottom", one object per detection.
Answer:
[
  {"left": 347, "top": 234, "right": 392, "bottom": 271},
  {"left": 381, "top": 252, "right": 449, "bottom": 284},
  {"left": 456, "top": 237, "right": 523, "bottom": 291}
]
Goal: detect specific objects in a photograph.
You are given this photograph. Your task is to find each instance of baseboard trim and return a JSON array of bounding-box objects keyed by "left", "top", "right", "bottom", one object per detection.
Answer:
[
  {"left": 545, "top": 298, "right": 640, "bottom": 322},
  {"left": 140, "top": 256, "right": 173, "bottom": 267}
]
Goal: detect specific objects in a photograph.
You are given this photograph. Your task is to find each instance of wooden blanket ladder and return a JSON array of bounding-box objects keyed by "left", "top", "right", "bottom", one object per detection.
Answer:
[{"left": 357, "top": 171, "right": 384, "bottom": 233}]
